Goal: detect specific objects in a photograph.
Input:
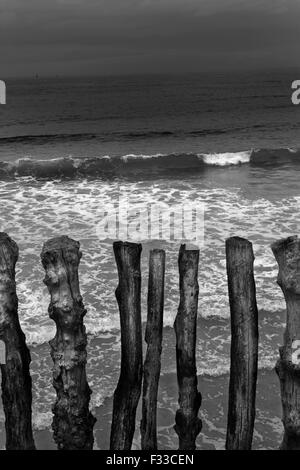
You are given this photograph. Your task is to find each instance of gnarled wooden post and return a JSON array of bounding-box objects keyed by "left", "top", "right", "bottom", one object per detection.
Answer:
[
  {"left": 225, "top": 236, "right": 258, "bottom": 450},
  {"left": 0, "top": 232, "right": 35, "bottom": 450},
  {"left": 110, "top": 241, "right": 143, "bottom": 450},
  {"left": 174, "top": 245, "right": 202, "bottom": 450},
  {"left": 272, "top": 235, "right": 300, "bottom": 450},
  {"left": 141, "top": 249, "right": 165, "bottom": 450},
  {"left": 41, "top": 236, "right": 95, "bottom": 450}
]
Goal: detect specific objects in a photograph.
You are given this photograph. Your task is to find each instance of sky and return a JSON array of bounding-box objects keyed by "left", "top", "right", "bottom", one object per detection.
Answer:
[{"left": 0, "top": 0, "right": 299, "bottom": 77}]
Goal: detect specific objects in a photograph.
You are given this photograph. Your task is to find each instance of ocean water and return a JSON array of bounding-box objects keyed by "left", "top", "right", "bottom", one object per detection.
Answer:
[{"left": 0, "top": 72, "right": 300, "bottom": 449}]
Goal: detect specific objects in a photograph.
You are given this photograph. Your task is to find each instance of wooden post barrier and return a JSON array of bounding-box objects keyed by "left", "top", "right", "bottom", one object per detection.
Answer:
[
  {"left": 225, "top": 236, "right": 258, "bottom": 450},
  {"left": 110, "top": 241, "right": 143, "bottom": 450},
  {"left": 141, "top": 249, "right": 165, "bottom": 450},
  {"left": 174, "top": 245, "right": 202, "bottom": 450},
  {"left": 0, "top": 233, "right": 35, "bottom": 450},
  {"left": 41, "top": 236, "right": 96, "bottom": 450},
  {"left": 272, "top": 236, "right": 300, "bottom": 450}
]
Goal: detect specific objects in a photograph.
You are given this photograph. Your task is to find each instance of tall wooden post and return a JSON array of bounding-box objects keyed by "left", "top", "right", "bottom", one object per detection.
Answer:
[
  {"left": 110, "top": 241, "right": 143, "bottom": 450},
  {"left": 272, "top": 236, "right": 300, "bottom": 450},
  {"left": 141, "top": 249, "right": 165, "bottom": 450},
  {"left": 41, "top": 236, "right": 95, "bottom": 450},
  {"left": 0, "top": 233, "right": 35, "bottom": 450},
  {"left": 225, "top": 236, "right": 258, "bottom": 450},
  {"left": 174, "top": 245, "right": 202, "bottom": 450}
]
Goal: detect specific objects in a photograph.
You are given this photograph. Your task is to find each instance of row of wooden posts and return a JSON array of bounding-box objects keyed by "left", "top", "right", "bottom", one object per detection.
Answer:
[{"left": 0, "top": 232, "right": 299, "bottom": 450}]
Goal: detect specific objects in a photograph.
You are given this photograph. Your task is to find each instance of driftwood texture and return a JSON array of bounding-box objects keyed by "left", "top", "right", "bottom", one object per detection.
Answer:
[
  {"left": 110, "top": 241, "right": 143, "bottom": 450},
  {"left": 225, "top": 236, "right": 258, "bottom": 450},
  {"left": 141, "top": 249, "right": 165, "bottom": 450},
  {"left": 41, "top": 235, "right": 95, "bottom": 450},
  {"left": 0, "top": 233, "right": 35, "bottom": 450},
  {"left": 272, "top": 236, "right": 300, "bottom": 450},
  {"left": 174, "top": 244, "right": 202, "bottom": 450}
]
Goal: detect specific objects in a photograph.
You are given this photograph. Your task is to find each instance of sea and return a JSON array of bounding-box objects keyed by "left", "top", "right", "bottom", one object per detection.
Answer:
[{"left": 0, "top": 71, "right": 300, "bottom": 449}]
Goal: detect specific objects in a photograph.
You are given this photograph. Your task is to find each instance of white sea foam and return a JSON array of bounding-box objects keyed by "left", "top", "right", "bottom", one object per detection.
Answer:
[
  {"left": 200, "top": 150, "right": 252, "bottom": 166},
  {"left": 32, "top": 411, "right": 53, "bottom": 431},
  {"left": 0, "top": 176, "right": 294, "bottom": 346}
]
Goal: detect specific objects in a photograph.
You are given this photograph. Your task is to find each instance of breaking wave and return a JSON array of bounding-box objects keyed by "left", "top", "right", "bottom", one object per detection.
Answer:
[{"left": 0, "top": 148, "right": 298, "bottom": 179}]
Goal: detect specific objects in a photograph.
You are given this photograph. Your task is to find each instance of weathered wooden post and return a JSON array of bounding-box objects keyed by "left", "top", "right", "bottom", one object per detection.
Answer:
[
  {"left": 272, "top": 235, "right": 300, "bottom": 450},
  {"left": 41, "top": 235, "right": 95, "bottom": 450},
  {"left": 110, "top": 241, "right": 143, "bottom": 450},
  {"left": 174, "top": 245, "right": 202, "bottom": 450},
  {"left": 141, "top": 249, "right": 165, "bottom": 450},
  {"left": 225, "top": 236, "right": 258, "bottom": 450},
  {"left": 0, "top": 232, "right": 35, "bottom": 450}
]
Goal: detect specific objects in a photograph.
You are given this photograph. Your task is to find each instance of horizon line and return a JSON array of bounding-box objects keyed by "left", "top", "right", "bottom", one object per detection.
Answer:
[{"left": 2, "top": 66, "right": 300, "bottom": 81}]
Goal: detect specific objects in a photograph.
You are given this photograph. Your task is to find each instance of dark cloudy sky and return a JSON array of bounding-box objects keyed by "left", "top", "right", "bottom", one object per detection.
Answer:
[{"left": 1, "top": 0, "right": 299, "bottom": 77}]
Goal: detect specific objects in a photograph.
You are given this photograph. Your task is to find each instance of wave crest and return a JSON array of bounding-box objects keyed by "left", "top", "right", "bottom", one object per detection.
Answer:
[
  {"left": 0, "top": 147, "right": 298, "bottom": 179},
  {"left": 200, "top": 150, "right": 252, "bottom": 166}
]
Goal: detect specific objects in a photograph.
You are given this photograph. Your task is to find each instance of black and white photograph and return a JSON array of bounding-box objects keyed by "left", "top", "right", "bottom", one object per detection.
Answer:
[{"left": 0, "top": 0, "right": 300, "bottom": 455}]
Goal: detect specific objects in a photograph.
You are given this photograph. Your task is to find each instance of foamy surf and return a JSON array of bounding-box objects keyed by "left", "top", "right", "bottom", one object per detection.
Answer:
[
  {"left": 4, "top": 175, "right": 294, "bottom": 347},
  {"left": 200, "top": 150, "right": 252, "bottom": 166}
]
